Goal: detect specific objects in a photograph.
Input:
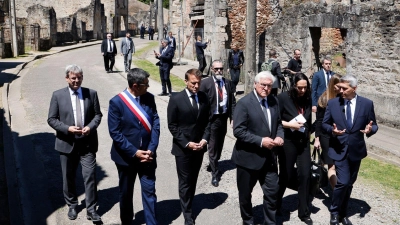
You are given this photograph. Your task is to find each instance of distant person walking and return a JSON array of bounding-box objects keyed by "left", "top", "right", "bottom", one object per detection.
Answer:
[
  {"left": 155, "top": 39, "right": 174, "bottom": 96},
  {"left": 140, "top": 24, "right": 146, "bottom": 39},
  {"left": 148, "top": 26, "right": 155, "bottom": 40},
  {"left": 227, "top": 44, "right": 244, "bottom": 92},
  {"left": 261, "top": 49, "right": 286, "bottom": 96},
  {"left": 195, "top": 35, "right": 209, "bottom": 74},
  {"left": 120, "top": 32, "right": 135, "bottom": 72},
  {"left": 311, "top": 57, "right": 335, "bottom": 113},
  {"left": 101, "top": 33, "right": 117, "bottom": 73},
  {"left": 285, "top": 49, "right": 302, "bottom": 87}
]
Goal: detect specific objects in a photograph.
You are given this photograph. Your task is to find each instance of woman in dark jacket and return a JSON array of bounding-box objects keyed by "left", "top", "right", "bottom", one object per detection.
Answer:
[
  {"left": 314, "top": 74, "right": 342, "bottom": 189},
  {"left": 276, "top": 73, "right": 313, "bottom": 224}
]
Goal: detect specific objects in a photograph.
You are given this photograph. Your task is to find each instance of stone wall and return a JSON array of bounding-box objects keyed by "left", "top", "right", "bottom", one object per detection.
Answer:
[
  {"left": 26, "top": 5, "right": 57, "bottom": 46},
  {"left": 263, "top": 1, "right": 400, "bottom": 126},
  {"left": 16, "top": 0, "right": 92, "bottom": 18}
]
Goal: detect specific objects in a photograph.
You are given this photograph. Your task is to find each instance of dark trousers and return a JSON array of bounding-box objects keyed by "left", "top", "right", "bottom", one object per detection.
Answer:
[
  {"left": 175, "top": 152, "right": 204, "bottom": 221},
  {"left": 208, "top": 114, "right": 228, "bottom": 177},
  {"left": 229, "top": 68, "right": 240, "bottom": 91},
  {"left": 60, "top": 148, "right": 97, "bottom": 212},
  {"left": 103, "top": 52, "right": 115, "bottom": 71},
  {"left": 236, "top": 163, "right": 279, "bottom": 225},
  {"left": 197, "top": 54, "right": 206, "bottom": 73},
  {"left": 123, "top": 54, "right": 132, "bottom": 72},
  {"left": 149, "top": 33, "right": 154, "bottom": 40},
  {"left": 116, "top": 161, "right": 157, "bottom": 225},
  {"left": 330, "top": 157, "right": 361, "bottom": 217},
  {"left": 140, "top": 31, "right": 144, "bottom": 39},
  {"left": 159, "top": 66, "right": 172, "bottom": 94},
  {"left": 277, "top": 139, "right": 311, "bottom": 219}
]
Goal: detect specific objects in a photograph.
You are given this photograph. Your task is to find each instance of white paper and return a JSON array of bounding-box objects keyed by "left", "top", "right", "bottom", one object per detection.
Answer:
[{"left": 289, "top": 114, "right": 306, "bottom": 132}]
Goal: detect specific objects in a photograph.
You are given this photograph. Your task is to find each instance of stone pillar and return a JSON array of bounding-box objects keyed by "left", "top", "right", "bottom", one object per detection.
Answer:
[{"left": 244, "top": 0, "right": 257, "bottom": 94}]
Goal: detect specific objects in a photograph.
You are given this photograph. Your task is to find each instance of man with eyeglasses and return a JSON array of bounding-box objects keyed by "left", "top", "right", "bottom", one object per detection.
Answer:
[
  {"left": 101, "top": 33, "right": 117, "bottom": 73},
  {"left": 48, "top": 64, "right": 103, "bottom": 222},
  {"left": 231, "top": 71, "right": 284, "bottom": 225},
  {"left": 108, "top": 68, "right": 160, "bottom": 225},
  {"left": 199, "top": 60, "right": 236, "bottom": 187}
]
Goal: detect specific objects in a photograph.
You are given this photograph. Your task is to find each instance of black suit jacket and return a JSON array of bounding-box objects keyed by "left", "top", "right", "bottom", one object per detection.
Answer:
[
  {"left": 47, "top": 87, "right": 103, "bottom": 154},
  {"left": 156, "top": 46, "right": 174, "bottom": 70},
  {"left": 101, "top": 39, "right": 117, "bottom": 54},
  {"left": 231, "top": 91, "right": 284, "bottom": 170},
  {"left": 227, "top": 49, "right": 244, "bottom": 69},
  {"left": 199, "top": 76, "right": 236, "bottom": 121},
  {"left": 167, "top": 90, "right": 211, "bottom": 156}
]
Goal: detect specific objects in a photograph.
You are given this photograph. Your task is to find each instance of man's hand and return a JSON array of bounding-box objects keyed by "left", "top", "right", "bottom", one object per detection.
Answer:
[
  {"left": 314, "top": 137, "right": 320, "bottom": 149},
  {"left": 81, "top": 126, "right": 91, "bottom": 136},
  {"left": 332, "top": 123, "right": 346, "bottom": 136},
  {"left": 199, "top": 139, "right": 207, "bottom": 148},
  {"left": 187, "top": 142, "right": 202, "bottom": 151},
  {"left": 272, "top": 137, "right": 284, "bottom": 147},
  {"left": 262, "top": 137, "right": 276, "bottom": 149},
  {"left": 360, "top": 121, "right": 373, "bottom": 134},
  {"left": 68, "top": 126, "right": 82, "bottom": 135},
  {"left": 135, "top": 150, "right": 153, "bottom": 162},
  {"left": 312, "top": 106, "right": 317, "bottom": 113}
]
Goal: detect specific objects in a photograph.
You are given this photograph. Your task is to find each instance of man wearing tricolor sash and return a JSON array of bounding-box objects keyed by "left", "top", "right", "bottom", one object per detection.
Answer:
[{"left": 108, "top": 68, "right": 160, "bottom": 225}]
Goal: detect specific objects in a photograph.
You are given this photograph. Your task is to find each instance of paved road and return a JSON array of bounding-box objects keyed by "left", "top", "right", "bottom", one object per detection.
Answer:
[{"left": 5, "top": 39, "right": 400, "bottom": 225}]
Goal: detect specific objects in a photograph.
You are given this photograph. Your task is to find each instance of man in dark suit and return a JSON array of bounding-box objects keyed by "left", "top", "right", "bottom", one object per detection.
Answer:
[
  {"left": 167, "top": 69, "right": 211, "bottom": 225},
  {"left": 120, "top": 32, "right": 135, "bottom": 72},
  {"left": 312, "top": 57, "right": 335, "bottom": 112},
  {"left": 227, "top": 44, "right": 244, "bottom": 92},
  {"left": 140, "top": 24, "right": 146, "bottom": 39},
  {"left": 148, "top": 26, "right": 155, "bottom": 40},
  {"left": 167, "top": 31, "right": 177, "bottom": 52},
  {"left": 195, "top": 35, "right": 209, "bottom": 73},
  {"left": 101, "top": 33, "right": 117, "bottom": 73},
  {"left": 47, "top": 64, "right": 102, "bottom": 222},
  {"left": 155, "top": 39, "right": 174, "bottom": 96},
  {"left": 199, "top": 60, "right": 236, "bottom": 187},
  {"left": 322, "top": 75, "right": 378, "bottom": 225},
  {"left": 108, "top": 68, "right": 160, "bottom": 225},
  {"left": 231, "top": 71, "right": 284, "bottom": 225}
]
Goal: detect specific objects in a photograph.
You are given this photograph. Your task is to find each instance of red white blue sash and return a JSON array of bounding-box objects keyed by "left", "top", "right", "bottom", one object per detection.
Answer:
[{"left": 118, "top": 89, "right": 152, "bottom": 133}]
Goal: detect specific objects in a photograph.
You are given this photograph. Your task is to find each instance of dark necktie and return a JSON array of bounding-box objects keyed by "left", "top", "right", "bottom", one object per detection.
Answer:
[
  {"left": 216, "top": 80, "right": 223, "bottom": 114},
  {"left": 74, "top": 91, "right": 83, "bottom": 129},
  {"left": 191, "top": 94, "right": 198, "bottom": 114},
  {"left": 109, "top": 40, "right": 112, "bottom": 52},
  {"left": 261, "top": 99, "right": 270, "bottom": 131},
  {"left": 326, "top": 71, "right": 330, "bottom": 86},
  {"left": 346, "top": 100, "right": 352, "bottom": 128}
]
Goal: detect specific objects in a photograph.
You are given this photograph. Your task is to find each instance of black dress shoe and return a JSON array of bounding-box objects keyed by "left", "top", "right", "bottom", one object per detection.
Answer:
[
  {"left": 206, "top": 164, "right": 212, "bottom": 172},
  {"left": 184, "top": 218, "right": 195, "bottom": 225},
  {"left": 211, "top": 176, "right": 219, "bottom": 187},
  {"left": 158, "top": 92, "right": 168, "bottom": 96},
  {"left": 301, "top": 217, "right": 313, "bottom": 225},
  {"left": 87, "top": 211, "right": 102, "bottom": 222},
  {"left": 340, "top": 217, "right": 353, "bottom": 225},
  {"left": 68, "top": 207, "right": 77, "bottom": 220},
  {"left": 330, "top": 214, "right": 339, "bottom": 225}
]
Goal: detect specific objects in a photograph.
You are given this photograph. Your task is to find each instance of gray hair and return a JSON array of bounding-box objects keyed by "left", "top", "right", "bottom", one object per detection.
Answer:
[
  {"left": 321, "top": 56, "right": 332, "bottom": 64},
  {"left": 211, "top": 59, "right": 223, "bottom": 68},
  {"left": 161, "top": 39, "right": 169, "bottom": 44},
  {"left": 340, "top": 75, "right": 358, "bottom": 87},
  {"left": 254, "top": 71, "right": 276, "bottom": 84},
  {"left": 65, "top": 64, "right": 83, "bottom": 78},
  {"left": 127, "top": 68, "right": 150, "bottom": 88}
]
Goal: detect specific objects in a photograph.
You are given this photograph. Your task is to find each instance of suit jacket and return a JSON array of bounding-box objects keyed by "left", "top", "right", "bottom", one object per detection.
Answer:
[
  {"left": 167, "top": 36, "right": 176, "bottom": 50},
  {"left": 311, "top": 69, "right": 335, "bottom": 106},
  {"left": 231, "top": 91, "right": 284, "bottom": 170},
  {"left": 167, "top": 90, "right": 211, "bottom": 156},
  {"left": 120, "top": 37, "right": 134, "bottom": 56},
  {"left": 199, "top": 76, "right": 236, "bottom": 121},
  {"left": 227, "top": 49, "right": 244, "bottom": 69},
  {"left": 156, "top": 46, "right": 174, "bottom": 70},
  {"left": 108, "top": 91, "right": 160, "bottom": 166},
  {"left": 101, "top": 39, "right": 117, "bottom": 54},
  {"left": 322, "top": 95, "right": 378, "bottom": 161},
  {"left": 47, "top": 87, "right": 102, "bottom": 154}
]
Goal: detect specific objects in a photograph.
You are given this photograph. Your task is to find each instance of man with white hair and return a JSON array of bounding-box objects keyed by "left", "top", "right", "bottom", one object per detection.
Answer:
[{"left": 231, "top": 71, "right": 284, "bottom": 225}]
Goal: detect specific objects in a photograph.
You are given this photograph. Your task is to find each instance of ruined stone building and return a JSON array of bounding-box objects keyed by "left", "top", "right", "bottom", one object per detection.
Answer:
[{"left": 169, "top": 0, "right": 400, "bottom": 126}]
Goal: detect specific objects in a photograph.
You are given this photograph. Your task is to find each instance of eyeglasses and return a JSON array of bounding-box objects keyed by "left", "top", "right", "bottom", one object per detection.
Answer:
[
  {"left": 213, "top": 67, "right": 224, "bottom": 71},
  {"left": 258, "top": 83, "right": 273, "bottom": 89}
]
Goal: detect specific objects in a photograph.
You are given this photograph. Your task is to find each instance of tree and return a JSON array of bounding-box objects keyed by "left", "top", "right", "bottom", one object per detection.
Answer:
[{"left": 138, "top": 0, "right": 169, "bottom": 8}]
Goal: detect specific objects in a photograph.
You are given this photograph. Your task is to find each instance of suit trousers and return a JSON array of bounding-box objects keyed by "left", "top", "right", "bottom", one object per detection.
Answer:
[
  {"left": 208, "top": 113, "right": 228, "bottom": 177},
  {"left": 277, "top": 139, "right": 311, "bottom": 219},
  {"left": 104, "top": 52, "right": 115, "bottom": 71},
  {"left": 123, "top": 53, "right": 132, "bottom": 72},
  {"left": 197, "top": 54, "right": 206, "bottom": 73},
  {"left": 175, "top": 152, "right": 204, "bottom": 220},
  {"left": 330, "top": 157, "right": 361, "bottom": 217},
  {"left": 159, "top": 66, "right": 172, "bottom": 94},
  {"left": 229, "top": 68, "right": 240, "bottom": 91},
  {"left": 236, "top": 163, "right": 279, "bottom": 225},
  {"left": 60, "top": 147, "right": 97, "bottom": 212},
  {"left": 116, "top": 161, "right": 157, "bottom": 225}
]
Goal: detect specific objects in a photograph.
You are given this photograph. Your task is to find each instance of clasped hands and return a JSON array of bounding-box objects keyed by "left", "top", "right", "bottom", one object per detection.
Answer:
[
  {"left": 187, "top": 140, "right": 207, "bottom": 151},
  {"left": 262, "top": 137, "right": 284, "bottom": 150},
  {"left": 135, "top": 150, "right": 153, "bottom": 163},
  {"left": 332, "top": 121, "right": 373, "bottom": 136},
  {"left": 68, "top": 126, "right": 91, "bottom": 136}
]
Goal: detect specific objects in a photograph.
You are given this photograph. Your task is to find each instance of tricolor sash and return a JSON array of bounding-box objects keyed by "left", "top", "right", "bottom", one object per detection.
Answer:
[{"left": 118, "top": 89, "right": 152, "bottom": 133}]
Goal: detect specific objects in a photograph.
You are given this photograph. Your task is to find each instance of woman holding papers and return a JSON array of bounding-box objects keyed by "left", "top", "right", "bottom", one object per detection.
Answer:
[
  {"left": 313, "top": 74, "right": 342, "bottom": 189},
  {"left": 276, "top": 73, "right": 313, "bottom": 224}
]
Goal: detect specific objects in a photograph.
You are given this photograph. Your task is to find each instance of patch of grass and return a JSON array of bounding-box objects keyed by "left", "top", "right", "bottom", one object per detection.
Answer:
[
  {"left": 133, "top": 59, "right": 186, "bottom": 92},
  {"left": 359, "top": 157, "right": 400, "bottom": 198},
  {"left": 135, "top": 41, "right": 159, "bottom": 58}
]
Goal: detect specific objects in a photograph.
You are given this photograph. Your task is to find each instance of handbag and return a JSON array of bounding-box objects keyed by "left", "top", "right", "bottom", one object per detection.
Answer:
[{"left": 309, "top": 147, "right": 328, "bottom": 196}]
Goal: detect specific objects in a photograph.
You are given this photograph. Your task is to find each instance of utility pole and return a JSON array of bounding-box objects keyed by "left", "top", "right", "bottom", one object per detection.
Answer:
[
  {"left": 10, "top": 0, "right": 18, "bottom": 57},
  {"left": 244, "top": 0, "right": 257, "bottom": 94},
  {"left": 157, "top": 0, "right": 163, "bottom": 40}
]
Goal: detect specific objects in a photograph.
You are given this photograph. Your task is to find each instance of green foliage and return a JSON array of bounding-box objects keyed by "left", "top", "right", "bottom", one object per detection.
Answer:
[{"left": 137, "top": 0, "right": 169, "bottom": 9}]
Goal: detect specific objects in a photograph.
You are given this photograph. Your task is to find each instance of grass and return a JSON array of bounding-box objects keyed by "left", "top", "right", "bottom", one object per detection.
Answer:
[
  {"left": 135, "top": 41, "right": 160, "bottom": 58},
  {"left": 133, "top": 59, "right": 186, "bottom": 92},
  {"left": 359, "top": 157, "right": 400, "bottom": 198}
]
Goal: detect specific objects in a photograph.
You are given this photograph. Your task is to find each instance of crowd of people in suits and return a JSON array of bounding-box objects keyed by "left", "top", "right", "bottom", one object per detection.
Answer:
[{"left": 49, "top": 31, "right": 378, "bottom": 225}]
